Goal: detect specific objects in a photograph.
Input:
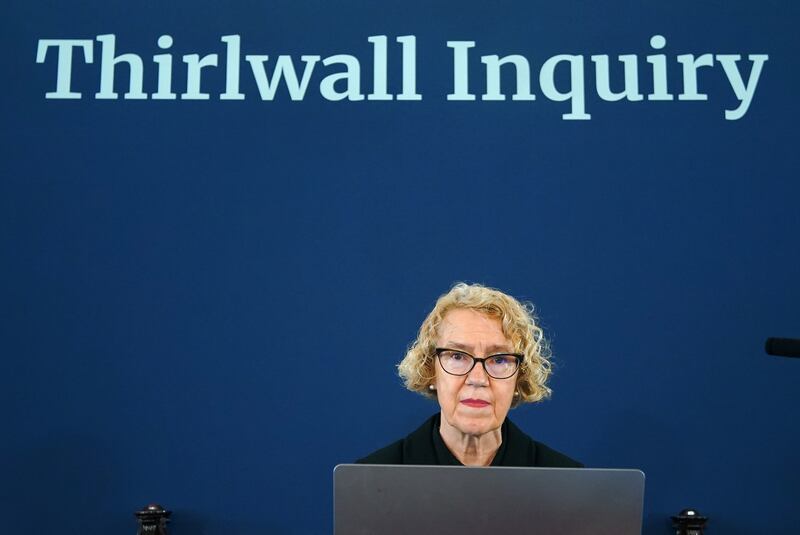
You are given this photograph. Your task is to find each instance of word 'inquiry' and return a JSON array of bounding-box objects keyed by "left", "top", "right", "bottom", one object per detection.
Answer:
[{"left": 36, "top": 34, "right": 768, "bottom": 120}]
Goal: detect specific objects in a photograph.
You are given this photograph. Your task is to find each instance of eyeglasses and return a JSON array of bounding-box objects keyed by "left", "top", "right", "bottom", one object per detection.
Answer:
[{"left": 434, "top": 348, "right": 524, "bottom": 380}]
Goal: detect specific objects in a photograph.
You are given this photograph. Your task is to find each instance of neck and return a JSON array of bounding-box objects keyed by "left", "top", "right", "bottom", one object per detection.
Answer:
[{"left": 438, "top": 412, "right": 503, "bottom": 466}]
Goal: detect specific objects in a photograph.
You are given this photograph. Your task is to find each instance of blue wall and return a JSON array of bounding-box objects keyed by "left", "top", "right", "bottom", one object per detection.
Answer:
[{"left": 2, "top": 1, "right": 798, "bottom": 533}]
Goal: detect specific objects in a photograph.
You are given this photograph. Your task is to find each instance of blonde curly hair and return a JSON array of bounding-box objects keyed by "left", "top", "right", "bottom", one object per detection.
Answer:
[{"left": 397, "top": 282, "right": 553, "bottom": 407}]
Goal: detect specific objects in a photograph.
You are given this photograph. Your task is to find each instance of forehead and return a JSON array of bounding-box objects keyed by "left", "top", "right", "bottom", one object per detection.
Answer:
[{"left": 436, "top": 308, "right": 510, "bottom": 348}]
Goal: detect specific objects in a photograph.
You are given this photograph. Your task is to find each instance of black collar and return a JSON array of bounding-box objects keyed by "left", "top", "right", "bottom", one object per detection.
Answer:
[{"left": 403, "top": 413, "right": 535, "bottom": 466}]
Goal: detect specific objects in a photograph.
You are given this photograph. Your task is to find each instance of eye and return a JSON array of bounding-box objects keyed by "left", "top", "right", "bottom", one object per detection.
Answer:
[
  {"left": 491, "top": 355, "right": 512, "bottom": 365},
  {"left": 450, "top": 352, "right": 466, "bottom": 361}
]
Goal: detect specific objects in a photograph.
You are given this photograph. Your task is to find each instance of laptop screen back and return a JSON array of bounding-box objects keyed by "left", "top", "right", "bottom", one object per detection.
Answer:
[{"left": 334, "top": 464, "right": 644, "bottom": 535}]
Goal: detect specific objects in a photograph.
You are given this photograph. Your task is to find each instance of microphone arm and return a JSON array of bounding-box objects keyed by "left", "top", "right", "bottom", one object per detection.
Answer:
[{"left": 765, "top": 338, "right": 800, "bottom": 358}]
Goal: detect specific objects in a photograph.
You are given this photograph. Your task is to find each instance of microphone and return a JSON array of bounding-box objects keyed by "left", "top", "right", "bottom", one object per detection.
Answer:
[{"left": 765, "top": 338, "right": 800, "bottom": 358}]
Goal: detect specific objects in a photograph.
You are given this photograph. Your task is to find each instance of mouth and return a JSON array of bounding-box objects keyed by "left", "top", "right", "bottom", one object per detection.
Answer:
[{"left": 460, "top": 398, "right": 490, "bottom": 408}]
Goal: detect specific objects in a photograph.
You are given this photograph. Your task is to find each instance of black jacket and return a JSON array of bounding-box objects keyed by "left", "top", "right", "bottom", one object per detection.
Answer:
[{"left": 357, "top": 413, "right": 582, "bottom": 467}]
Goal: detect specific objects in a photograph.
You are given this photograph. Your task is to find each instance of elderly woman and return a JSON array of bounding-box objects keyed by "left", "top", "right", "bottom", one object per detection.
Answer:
[{"left": 358, "top": 283, "right": 581, "bottom": 467}]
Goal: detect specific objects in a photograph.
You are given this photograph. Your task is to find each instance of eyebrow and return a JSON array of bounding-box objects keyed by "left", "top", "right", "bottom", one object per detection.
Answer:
[{"left": 443, "top": 341, "right": 514, "bottom": 354}]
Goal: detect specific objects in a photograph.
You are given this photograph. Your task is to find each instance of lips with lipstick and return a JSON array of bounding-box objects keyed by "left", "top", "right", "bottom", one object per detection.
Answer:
[{"left": 460, "top": 398, "right": 490, "bottom": 408}]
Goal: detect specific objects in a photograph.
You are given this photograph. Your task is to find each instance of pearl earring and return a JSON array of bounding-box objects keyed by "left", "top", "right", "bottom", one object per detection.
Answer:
[{"left": 428, "top": 384, "right": 436, "bottom": 391}]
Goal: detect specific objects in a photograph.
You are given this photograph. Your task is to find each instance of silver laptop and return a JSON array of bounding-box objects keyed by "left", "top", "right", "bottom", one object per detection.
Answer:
[{"left": 334, "top": 464, "right": 644, "bottom": 535}]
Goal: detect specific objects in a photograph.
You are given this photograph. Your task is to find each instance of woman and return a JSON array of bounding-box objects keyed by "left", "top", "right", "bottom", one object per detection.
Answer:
[{"left": 358, "top": 282, "right": 581, "bottom": 467}]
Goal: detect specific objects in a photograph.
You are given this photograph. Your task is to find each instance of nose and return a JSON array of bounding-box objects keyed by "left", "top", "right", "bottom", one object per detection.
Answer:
[{"left": 465, "top": 359, "right": 489, "bottom": 386}]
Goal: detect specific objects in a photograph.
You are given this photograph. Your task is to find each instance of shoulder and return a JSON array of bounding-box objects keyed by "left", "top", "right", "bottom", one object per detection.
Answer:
[
  {"left": 356, "top": 439, "right": 404, "bottom": 464},
  {"left": 355, "top": 414, "right": 439, "bottom": 465},
  {"left": 506, "top": 418, "right": 584, "bottom": 468},
  {"left": 531, "top": 440, "right": 584, "bottom": 468}
]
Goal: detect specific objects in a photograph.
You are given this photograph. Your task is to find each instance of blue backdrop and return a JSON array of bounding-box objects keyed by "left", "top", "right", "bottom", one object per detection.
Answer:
[{"left": 2, "top": 1, "right": 798, "bottom": 534}]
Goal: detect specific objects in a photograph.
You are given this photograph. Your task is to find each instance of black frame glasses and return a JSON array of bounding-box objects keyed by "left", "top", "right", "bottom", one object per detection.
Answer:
[{"left": 434, "top": 347, "right": 524, "bottom": 380}]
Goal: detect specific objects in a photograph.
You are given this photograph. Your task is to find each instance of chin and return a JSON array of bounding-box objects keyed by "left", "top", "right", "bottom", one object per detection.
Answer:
[{"left": 454, "top": 416, "right": 498, "bottom": 437}]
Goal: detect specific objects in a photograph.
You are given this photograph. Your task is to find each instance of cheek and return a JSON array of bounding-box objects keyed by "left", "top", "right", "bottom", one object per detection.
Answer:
[
  {"left": 493, "top": 382, "right": 516, "bottom": 409},
  {"left": 435, "top": 375, "right": 463, "bottom": 404}
]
